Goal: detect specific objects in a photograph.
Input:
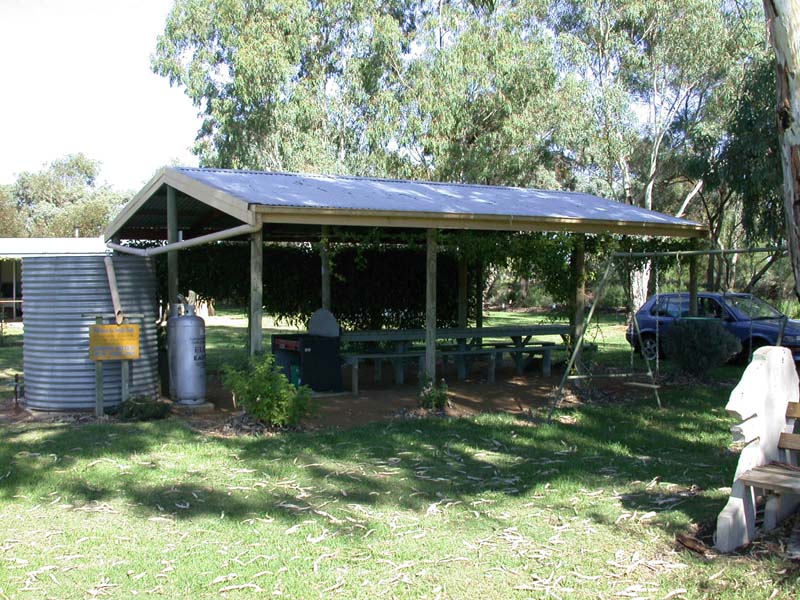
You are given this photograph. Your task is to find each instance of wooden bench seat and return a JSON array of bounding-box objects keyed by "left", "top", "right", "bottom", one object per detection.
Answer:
[
  {"left": 736, "top": 403, "right": 800, "bottom": 497},
  {"left": 342, "top": 343, "right": 569, "bottom": 394},
  {"left": 739, "top": 462, "right": 800, "bottom": 496},
  {"left": 714, "top": 347, "right": 800, "bottom": 552},
  {"left": 341, "top": 350, "right": 425, "bottom": 395}
]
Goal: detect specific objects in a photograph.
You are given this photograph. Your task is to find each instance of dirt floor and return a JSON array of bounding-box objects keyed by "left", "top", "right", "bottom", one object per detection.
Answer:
[
  {"left": 303, "top": 372, "right": 559, "bottom": 429},
  {"left": 0, "top": 361, "right": 648, "bottom": 430},
  {"left": 208, "top": 359, "right": 594, "bottom": 430}
]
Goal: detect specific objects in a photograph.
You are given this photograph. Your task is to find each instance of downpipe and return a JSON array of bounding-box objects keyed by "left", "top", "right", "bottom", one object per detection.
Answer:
[{"left": 106, "top": 223, "right": 261, "bottom": 257}]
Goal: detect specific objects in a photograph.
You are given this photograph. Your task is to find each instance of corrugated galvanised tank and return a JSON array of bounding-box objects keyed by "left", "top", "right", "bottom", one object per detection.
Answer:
[{"left": 22, "top": 255, "right": 159, "bottom": 411}]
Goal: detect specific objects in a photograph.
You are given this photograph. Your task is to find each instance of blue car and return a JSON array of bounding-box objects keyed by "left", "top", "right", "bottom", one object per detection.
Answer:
[{"left": 625, "top": 292, "right": 800, "bottom": 362}]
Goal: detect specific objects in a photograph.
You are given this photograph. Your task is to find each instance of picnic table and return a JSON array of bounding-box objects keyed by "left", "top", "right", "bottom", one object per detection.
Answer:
[
  {"left": 340, "top": 324, "right": 571, "bottom": 393},
  {"left": 340, "top": 324, "right": 569, "bottom": 344}
]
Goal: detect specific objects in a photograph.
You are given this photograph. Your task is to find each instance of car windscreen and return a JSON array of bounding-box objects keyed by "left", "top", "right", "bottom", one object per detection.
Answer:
[{"left": 724, "top": 295, "right": 783, "bottom": 320}]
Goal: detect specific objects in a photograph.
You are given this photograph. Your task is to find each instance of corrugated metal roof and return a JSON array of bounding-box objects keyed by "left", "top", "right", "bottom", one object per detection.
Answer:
[
  {"left": 105, "top": 167, "right": 705, "bottom": 239},
  {"left": 0, "top": 237, "right": 108, "bottom": 258},
  {"left": 177, "top": 167, "right": 697, "bottom": 229}
]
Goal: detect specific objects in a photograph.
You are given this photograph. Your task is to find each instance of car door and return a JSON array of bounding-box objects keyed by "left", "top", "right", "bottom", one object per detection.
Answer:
[
  {"left": 646, "top": 295, "right": 687, "bottom": 338},
  {"left": 697, "top": 296, "right": 724, "bottom": 320},
  {"left": 698, "top": 296, "right": 756, "bottom": 348}
]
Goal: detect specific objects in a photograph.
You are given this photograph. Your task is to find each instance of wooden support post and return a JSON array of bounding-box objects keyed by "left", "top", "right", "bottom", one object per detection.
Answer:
[
  {"left": 321, "top": 226, "right": 331, "bottom": 311},
  {"left": 121, "top": 313, "right": 130, "bottom": 405},
  {"left": 11, "top": 260, "right": 17, "bottom": 320},
  {"left": 542, "top": 349, "right": 552, "bottom": 377},
  {"left": 392, "top": 357, "right": 405, "bottom": 385},
  {"left": 250, "top": 227, "right": 264, "bottom": 355},
  {"left": 94, "top": 316, "right": 104, "bottom": 417},
  {"left": 457, "top": 256, "right": 468, "bottom": 328},
  {"left": 571, "top": 234, "right": 586, "bottom": 371},
  {"left": 475, "top": 259, "right": 484, "bottom": 352},
  {"left": 425, "top": 229, "right": 437, "bottom": 381},
  {"left": 488, "top": 352, "right": 497, "bottom": 383},
  {"left": 121, "top": 360, "right": 129, "bottom": 405},
  {"left": 166, "top": 186, "right": 179, "bottom": 306},
  {"left": 475, "top": 260, "right": 484, "bottom": 330},
  {"left": 456, "top": 255, "right": 469, "bottom": 378}
]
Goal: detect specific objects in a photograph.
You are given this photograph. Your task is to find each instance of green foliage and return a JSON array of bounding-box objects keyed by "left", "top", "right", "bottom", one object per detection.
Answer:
[
  {"left": 160, "top": 241, "right": 480, "bottom": 329},
  {"left": 14, "top": 154, "right": 101, "bottom": 210},
  {"left": 663, "top": 319, "right": 742, "bottom": 377},
  {"left": 722, "top": 55, "right": 784, "bottom": 243},
  {"left": 153, "top": 0, "right": 587, "bottom": 187},
  {"left": 417, "top": 376, "right": 449, "bottom": 411},
  {"left": 150, "top": 0, "right": 782, "bottom": 295},
  {"left": 0, "top": 187, "right": 25, "bottom": 237},
  {"left": 222, "top": 354, "right": 313, "bottom": 426},
  {"left": 152, "top": 0, "right": 358, "bottom": 171},
  {"left": 117, "top": 396, "right": 172, "bottom": 421},
  {"left": 6, "top": 154, "right": 128, "bottom": 237}
]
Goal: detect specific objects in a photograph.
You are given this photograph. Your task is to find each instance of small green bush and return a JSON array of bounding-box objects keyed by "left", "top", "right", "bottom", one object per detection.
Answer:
[
  {"left": 418, "top": 376, "right": 449, "bottom": 411},
  {"left": 663, "top": 319, "right": 742, "bottom": 377},
  {"left": 118, "top": 396, "right": 171, "bottom": 421},
  {"left": 222, "top": 354, "right": 313, "bottom": 426}
]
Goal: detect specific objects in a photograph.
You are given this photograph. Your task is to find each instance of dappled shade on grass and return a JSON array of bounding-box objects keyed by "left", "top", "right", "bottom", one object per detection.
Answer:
[{"left": 2, "top": 385, "right": 797, "bottom": 597}]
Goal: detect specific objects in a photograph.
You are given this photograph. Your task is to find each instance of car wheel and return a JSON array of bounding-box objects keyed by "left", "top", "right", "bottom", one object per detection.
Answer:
[{"left": 639, "top": 335, "right": 660, "bottom": 361}]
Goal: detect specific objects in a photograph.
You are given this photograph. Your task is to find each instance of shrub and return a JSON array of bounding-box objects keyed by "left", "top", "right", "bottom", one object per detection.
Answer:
[
  {"left": 663, "top": 319, "right": 742, "bottom": 377},
  {"left": 418, "top": 376, "right": 449, "bottom": 411},
  {"left": 118, "top": 396, "right": 171, "bottom": 421},
  {"left": 222, "top": 354, "right": 313, "bottom": 426}
]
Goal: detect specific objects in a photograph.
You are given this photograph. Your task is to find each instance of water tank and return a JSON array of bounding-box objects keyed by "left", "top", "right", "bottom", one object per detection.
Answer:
[
  {"left": 22, "top": 255, "right": 159, "bottom": 411},
  {"left": 167, "top": 306, "right": 206, "bottom": 404}
]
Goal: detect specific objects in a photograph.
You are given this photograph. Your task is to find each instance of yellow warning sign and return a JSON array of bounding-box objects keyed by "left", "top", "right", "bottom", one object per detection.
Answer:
[{"left": 89, "top": 324, "right": 140, "bottom": 361}]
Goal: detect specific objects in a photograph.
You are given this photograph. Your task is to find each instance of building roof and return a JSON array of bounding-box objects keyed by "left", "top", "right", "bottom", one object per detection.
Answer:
[
  {"left": 0, "top": 237, "right": 108, "bottom": 258},
  {"left": 106, "top": 167, "right": 706, "bottom": 240}
]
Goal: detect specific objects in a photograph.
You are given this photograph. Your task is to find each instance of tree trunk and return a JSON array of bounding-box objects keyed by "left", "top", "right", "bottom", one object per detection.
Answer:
[
  {"left": 764, "top": 0, "right": 800, "bottom": 300},
  {"left": 706, "top": 255, "right": 715, "bottom": 291},
  {"left": 631, "top": 262, "right": 651, "bottom": 311}
]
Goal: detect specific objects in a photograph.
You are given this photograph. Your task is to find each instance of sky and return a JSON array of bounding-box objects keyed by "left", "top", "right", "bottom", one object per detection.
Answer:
[{"left": 0, "top": 0, "right": 201, "bottom": 192}]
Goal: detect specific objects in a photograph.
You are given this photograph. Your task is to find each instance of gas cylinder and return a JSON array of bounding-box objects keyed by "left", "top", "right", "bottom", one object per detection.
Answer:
[{"left": 167, "top": 302, "right": 206, "bottom": 404}]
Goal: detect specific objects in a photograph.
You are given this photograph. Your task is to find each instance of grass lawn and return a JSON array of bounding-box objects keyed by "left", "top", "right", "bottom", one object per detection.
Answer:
[
  {"left": 1, "top": 310, "right": 797, "bottom": 598},
  {"left": 0, "top": 322, "right": 23, "bottom": 403},
  {"left": 2, "top": 387, "right": 798, "bottom": 598}
]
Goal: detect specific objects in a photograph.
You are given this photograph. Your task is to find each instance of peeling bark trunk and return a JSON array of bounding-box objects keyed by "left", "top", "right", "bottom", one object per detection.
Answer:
[
  {"left": 764, "top": 0, "right": 800, "bottom": 300},
  {"left": 631, "top": 262, "right": 651, "bottom": 311},
  {"left": 620, "top": 157, "right": 634, "bottom": 205}
]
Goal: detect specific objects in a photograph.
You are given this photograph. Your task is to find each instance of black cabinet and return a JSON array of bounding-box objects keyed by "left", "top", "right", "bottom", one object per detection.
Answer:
[{"left": 272, "top": 334, "right": 343, "bottom": 393}]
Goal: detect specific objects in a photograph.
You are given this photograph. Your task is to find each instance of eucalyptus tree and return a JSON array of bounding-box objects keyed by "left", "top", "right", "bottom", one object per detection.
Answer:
[
  {"left": 0, "top": 186, "right": 25, "bottom": 237},
  {"left": 153, "top": 0, "right": 583, "bottom": 188},
  {"left": 152, "top": 0, "right": 417, "bottom": 173},
  {"left": 10, "top": 154, "right": 127, "bottom": 237},
  {"left": 543, "top": 0, "right": 765, "bottom": 305},
  {"left": 723, "top": 58, "right": 783, "bottom": 243},
  {"left": 348, "top": 1, "right": 589, "bottom": 186},
  {"left": 762, "top": 0, "right": 800, "bottom": 300}
]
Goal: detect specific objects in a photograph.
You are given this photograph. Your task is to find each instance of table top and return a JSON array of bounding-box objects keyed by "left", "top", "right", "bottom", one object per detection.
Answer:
[{"left": 340, "top": 324, "right": 570, "bottom": 343}]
